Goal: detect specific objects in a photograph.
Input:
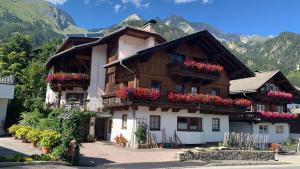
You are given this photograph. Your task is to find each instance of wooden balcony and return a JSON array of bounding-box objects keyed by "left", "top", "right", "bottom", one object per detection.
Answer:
[
  {"left": 103, "top": 94, "right": 246, "bottom": 114},
  {"left": 167, "top": 63, "right": 220, "bottom": 81},
  {"left": 49, "top": 79, "right": 90, "bottom": 92},
  {"left": 229, "top": 112, "right": 296, "bottom": 123},
  {"left": 256, "top": 92, "right": 292, "bottom": 103}
]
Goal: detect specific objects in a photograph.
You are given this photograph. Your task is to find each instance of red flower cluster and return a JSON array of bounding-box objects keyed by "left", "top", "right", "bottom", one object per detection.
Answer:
[
  {"left": 183, "top": 59, "right": 224, "bottom": 73},
  {"left": 46, "top": 73, "right": 89, "bottom": 82},
  {"left": 259, "top": 111, "right": 297, "bottom": 119},
  {"left": 267, "top": 90, "right": 293, "bottom": 100},
  {"left": 167, "top": 92, "right": 251, "bottom": 108},
  {"left": 116, "top": 87, "right": 160, "bottom": 101}
]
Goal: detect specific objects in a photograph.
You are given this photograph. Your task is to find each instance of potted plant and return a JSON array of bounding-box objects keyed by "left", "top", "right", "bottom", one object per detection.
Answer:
[
  {"left": 15, "top": 126, "right": 32, "bottom": 142},
  {"left": 39, "top": 130, "right": 61, "bottom": 154},
  {"left": 135, "top": 124, "right": 147, "bottom": 149},
  {"left": 26, "top": 129, "right": 41, "bottom": 147}
]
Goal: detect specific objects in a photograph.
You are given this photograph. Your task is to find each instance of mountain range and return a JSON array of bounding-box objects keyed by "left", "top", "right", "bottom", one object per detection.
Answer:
[{"left": 1, "top": 0, "right": 300, "bottom": 86}]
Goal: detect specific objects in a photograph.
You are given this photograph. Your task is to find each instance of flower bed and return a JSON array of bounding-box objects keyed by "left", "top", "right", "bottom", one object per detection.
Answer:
[
  {"left": 183, "top": 59, "right": 224, "bottom": 73},
  {"left": 46, "top": 73, "right": 89, "bottom": 82},
  {"left": 259, "top": 111, "right": 297, "bottom": 119},
  {"left": 267, "top": 91, "right": 293, "bottom": 100},
  {"left": 116, "top": 87, "right": 160, "bottom": 101},
  {"left": 167, "top": 92, "right": 252, "bottom": 108}
]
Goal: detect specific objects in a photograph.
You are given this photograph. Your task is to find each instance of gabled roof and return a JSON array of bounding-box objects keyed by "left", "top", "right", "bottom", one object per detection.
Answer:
[
  {"left": 230, "top": 70, "right": 296, "bottom": 94},
  {"left": 103, "top": 30, "right": 254, "bottom": 80},
  {"left": 45, "top": 26, "right": 166, "bottom": 69},
  {"left": 54, "top": 36, "right": 99, "bottom": 54}
]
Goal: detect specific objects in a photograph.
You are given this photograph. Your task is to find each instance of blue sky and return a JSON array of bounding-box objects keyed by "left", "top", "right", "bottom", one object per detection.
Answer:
[{"left": 47, "top": 0, "right": 300, "bottom": 36}]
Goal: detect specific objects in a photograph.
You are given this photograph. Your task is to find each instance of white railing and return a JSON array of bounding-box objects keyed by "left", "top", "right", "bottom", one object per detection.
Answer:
[{"left": 0, "top": 75, "right": 15, "bottom": 85}]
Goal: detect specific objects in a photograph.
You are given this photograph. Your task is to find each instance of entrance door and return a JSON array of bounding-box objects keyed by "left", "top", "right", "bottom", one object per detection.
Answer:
[{"left": 95, "top": 118, "right": 106, "bottom": 140}]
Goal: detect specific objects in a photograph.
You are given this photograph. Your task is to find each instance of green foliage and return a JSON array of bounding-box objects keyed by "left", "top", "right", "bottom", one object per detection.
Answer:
[
  {"left": 50, "top": 144, "right": 67, "bottom": 160},
  {"left": 15, "top": 126, "right": 32, "bottom": 139},
  {"left": 30, "top": 154, "right": 52, "bottom": 161},
  {"left": 287, "top": 71, "right": 300, "bottom": 87},
  {"left": 8, "top": 124, "right": 20, "bottom": 135},
  {"left": 26, "top": 129, "right": 41, "bottom": 143},
  {"left": 135, "top": 124, "right": 147, "bottom": 144},
  {"left": 39, "top": 130, "right": 61, "bottom": 148},
  {"left": 18, "top": 109, "right": 43, "bottom": 128},
  {"left": 37, "top": 118, "right": 60, "bottom": 131}
]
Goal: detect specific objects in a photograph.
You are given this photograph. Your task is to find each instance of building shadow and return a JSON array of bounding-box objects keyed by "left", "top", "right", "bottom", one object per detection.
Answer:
[
  {"left": 78, "top": 155, "right": 116, "bottom": 167},
  {"left": 0, "top": 146, "right": 28, "bottom": 156}
]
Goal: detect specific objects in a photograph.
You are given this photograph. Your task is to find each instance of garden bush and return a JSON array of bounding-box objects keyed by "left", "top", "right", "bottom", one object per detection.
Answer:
[
  {"left": 135, "top": 124, "right": 147, "bottom": 144},
  {"left": 15, "top": 126, "right": 32, "bottom": 139},
  {"left": 19, "top": 109, "right": 44, "bottom": 128},
  {"left": 8, "top": 124, "right": 20, "bottom": 136},
  {"left": 39, "top": 130, "right": 61, "bottom": 148},
  {"left": 26, "top": 129, "right": 41, "bottom": 143}
]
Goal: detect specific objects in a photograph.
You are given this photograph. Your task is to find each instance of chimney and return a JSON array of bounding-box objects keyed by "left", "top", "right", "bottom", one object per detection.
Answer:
[{"left": 143, "top": 20, "right": 157, "bottom": 33}]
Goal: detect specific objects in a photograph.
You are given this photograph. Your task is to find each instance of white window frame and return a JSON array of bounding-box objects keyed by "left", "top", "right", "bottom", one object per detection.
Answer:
[
  {"left": 257, "top": 104, "right": 265, "bottom": 112},
  {"left": 276, "top": 125, "right": 284, "bottom": 134},
  {"left": 259, "top": 125, "right": 268, "bottom": 134}
]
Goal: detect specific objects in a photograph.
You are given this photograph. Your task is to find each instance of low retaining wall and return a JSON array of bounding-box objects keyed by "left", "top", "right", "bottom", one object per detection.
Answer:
[{"left": 178, "top": 150, "right": 275, "bottom": 161}]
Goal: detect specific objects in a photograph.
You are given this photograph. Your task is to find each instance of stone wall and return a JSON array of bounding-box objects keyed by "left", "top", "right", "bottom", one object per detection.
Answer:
[{"left": 178, "top": 150, "right": 275, "bottom": 161}]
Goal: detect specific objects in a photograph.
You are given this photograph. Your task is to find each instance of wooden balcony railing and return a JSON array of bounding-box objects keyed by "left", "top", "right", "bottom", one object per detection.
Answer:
[
  {"left": 230, "top": 111, "right": 296, "bottom": 123},
  {"left": 167, "top": 63, "right": 220, "bottom": 81},
  {"left": 0, "top": 75, "right": 15, "bottom": 85},
  {"left": 257, "top": 92, "right": 292, "bottom": 103},
  {"left": 103, "top": 93, "right": 246, "bottom": 114}
]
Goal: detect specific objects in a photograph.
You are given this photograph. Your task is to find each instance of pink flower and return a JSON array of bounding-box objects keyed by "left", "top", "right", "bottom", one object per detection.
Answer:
[{"left": 267, "top": 91, "right": 293, "bottom": 100}]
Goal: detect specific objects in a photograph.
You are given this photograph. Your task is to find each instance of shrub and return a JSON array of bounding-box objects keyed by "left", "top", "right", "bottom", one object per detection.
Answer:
[
  {"left": 8, "top": 124, "right": 20, "bottom": 135},
  {"left": 15, "top": 126, "right": 32, "bottom": 139},
  {"left": 26, "top": 129, "right": 41, "bottom": 143},
  {"left": 135, "top": 124, "right": 147, "bottom": 144},
  {"left": 50, "top": 144, "right": 67, "bottom": 160},
  {"left": 37, "top": 118, "right": 60, "bottom": 131},
  {"left": 19, "top": 109, "right": 43, "bottom": 128},
  {"left": 39, "top": 130, "right": 61, "bottom": 148},
  {"left": 30, "top": 154, "right": 52, "bottom": 161}
]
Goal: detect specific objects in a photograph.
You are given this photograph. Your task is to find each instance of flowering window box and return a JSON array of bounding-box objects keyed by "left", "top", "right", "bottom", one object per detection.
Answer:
[
  {"left": 259, "top": 111, "right": 297, "bottom": 120},
  {"left": 47, "top": 73, "right": 90, "bottom": 91},
  {"left": 167, "top": 92, "right": 251, "bottom": 108},
  {"left": 266, "top": 91, "right": 293, "bottom": 100},
  {"left": 183, "top": 59, "right": 224, "bottom": 73},
  {"left": 116, "top": 87, "right": 160, "bottom": 102}
]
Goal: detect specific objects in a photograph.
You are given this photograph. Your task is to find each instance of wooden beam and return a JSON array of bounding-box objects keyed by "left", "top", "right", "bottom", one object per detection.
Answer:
[{"left": 75, "top": 55, "right": 90, "bottom": 72}]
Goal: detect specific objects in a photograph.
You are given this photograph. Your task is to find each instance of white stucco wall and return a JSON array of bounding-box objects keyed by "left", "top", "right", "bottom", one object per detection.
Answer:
[
  {"left": 45, "top": 87, "right": 86, "bottom": 106},
  {"left": 290, "top": 133, "right": 300, "bottom": 140},
  {"left": 230, "top": 122, "right": 253, "bottom": 133},
  {"left": 252, "top": 123, "right": 290, "bottom": 143},
  {"left": 110, "top": 106, "right": 229, "bottom": 147},
  {"left": 87, "top": 44, "right": 107, "bottom": 111},
  {"left": 118, "top": 35, "right": 155, "bottom": 59},
  {"left": 0, "top": 84, "right": 14, "bottom": 99},
  {"left": 230, "top": 121, "right": 290, "bottom": 143},
  {"left": 0, "top": 99, "right": 8, "bottom": 135}
]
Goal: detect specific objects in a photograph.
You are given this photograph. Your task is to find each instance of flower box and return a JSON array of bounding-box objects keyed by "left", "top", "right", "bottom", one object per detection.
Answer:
[
  {"left": 116, "top": 87, "right": 160, "bottom": 102},
  {"left": 259, "top": 111, "right": 297, "bottom": 119},
  {"left": 267, "top": 91, "right": 293, "bottom": 100},
  {"left": 46, "top": 73, "right": 89, "bottom": 82},
  {"left": 183, "top": 59, "right": 224, "bottom": 73}
]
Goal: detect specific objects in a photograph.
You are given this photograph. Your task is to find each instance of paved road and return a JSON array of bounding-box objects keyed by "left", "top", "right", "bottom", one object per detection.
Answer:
[{"left": 6, "top": 164, "right": 300, "bottom": 169}]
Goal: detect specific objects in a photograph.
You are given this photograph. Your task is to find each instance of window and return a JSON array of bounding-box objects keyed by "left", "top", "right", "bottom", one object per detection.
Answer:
[
  {"left": 175, "top": 84, "right": 184, "bottom": 93},
  {"left": 108, "top": 73, "right": 115, "bottom": 83},
  {"left": 177, "top": 117, "right": 202, "bottom": 131},
  {"left": 276, "top": 126, "right": 284, "bottom": 134},
  {"left": 122, "top": 114, "right": 127, "bottom": 129},
  {"left": 259, "top": 125, "right": 268, "bottom": 134},
  {"left": 170, "top": 54, "right": 185, "bottom": 63},
  {"left": 212, "top": 118, "right": 220, "bottom": 131},
  {"left": 257, "top": 104, "right": 265, "bottom": 112},
  {"left": 191, "top": 86, "right": 198, "bottom": 94},
  {"left": 276, "top": 105, "right": 284, "bottom": 112},
  {"left": 211, "top": 88, "right": 220, "bottom": 96},
  {"left": 150, "top": 115, "right": 161, "bottom": 131},
  {"left": 66, "top": 93, "right": 84, "bottom": 105},
  {"left": 151, "top": 81, "right": 161, "bottom": 91}
]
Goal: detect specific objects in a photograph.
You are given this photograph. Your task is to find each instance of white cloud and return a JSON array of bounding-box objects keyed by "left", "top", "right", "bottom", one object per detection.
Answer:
[
  {"left": 202, "top": 0, "right": 213, "bottom": 4},
  {"left": 121, "top": 0, "right": 149, "bottom": 8},
  {"left": 46, "top": 0, "right": 68, "bottom": 5},
  {"left": 114, "top": 4, "right": 122, "bottom": 13},
  {"left": 174, "top": 0, "right": 213, "bottom": 4},
  {"left": 174, "top": 0, "right": 198, "bottom": 4}
]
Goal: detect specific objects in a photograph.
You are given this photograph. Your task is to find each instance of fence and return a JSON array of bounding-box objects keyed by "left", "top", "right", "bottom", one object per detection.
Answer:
[{"left": 223, "top": 132, "right": 269, "bottom": 150}]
